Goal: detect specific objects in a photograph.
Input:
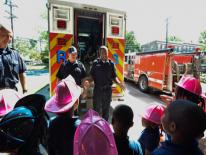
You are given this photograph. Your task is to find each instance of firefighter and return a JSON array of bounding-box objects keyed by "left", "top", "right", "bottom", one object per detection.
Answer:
[
  {"left": 0, "top": 23, "right": 27, "bottom": 93},
  {"left": 90, "top": 45, "right": 125, "bottom": 121},
  {"left": 56, "top": 46, "right": 86, "bottom": 87}
]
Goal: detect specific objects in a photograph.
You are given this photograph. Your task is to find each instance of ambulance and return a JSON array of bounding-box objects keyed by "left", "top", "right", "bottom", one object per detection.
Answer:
[
  {"left": 124, "top": 48, "right": 202, "bottom": 93},
  {"left": 47, "top": 0, "right": 126, "bottom": 100}
]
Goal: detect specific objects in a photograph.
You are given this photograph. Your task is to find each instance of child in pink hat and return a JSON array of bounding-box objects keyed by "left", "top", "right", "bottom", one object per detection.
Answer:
[
  {"left": 0, "top": 89, "right": 21, "bottom": 117},
  {"left": 160, "top": 75, "right": 205, "bottom": 111},
  {"left": 138, "top": 104, "right": 165, "bottom": 155},
  {"left": 45, "top": 75, "right": 82, "bottom": 155},
  {"left": 74, "top": 109, "right": 118, "bottom": 155}
]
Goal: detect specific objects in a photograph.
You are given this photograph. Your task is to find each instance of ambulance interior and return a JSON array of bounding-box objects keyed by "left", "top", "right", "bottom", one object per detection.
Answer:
[{"left": 75, "top": 10, "right": 103, "bottom": 73}]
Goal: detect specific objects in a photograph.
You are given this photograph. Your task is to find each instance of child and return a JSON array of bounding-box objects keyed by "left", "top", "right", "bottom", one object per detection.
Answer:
[
  {"left": 0, "top": 89, "right": 21, "bottom": 117},
  {"left": 74, "top": 109, "right": 118, "bottom": 155},
  {"left": 160, "top": 75, "right": 205, "bottom": 110},
  {"left": 112, "top": 104, "right": 143, "bottom": 155},
  {"left": 0, "top": 94, "right": 48, "bottom": 155},
  {"left": 138, "top": 105, "right": 165, "bottom": 155},
  {"left": 45, "top": 75, "right": 82, "bottom": 155},
  {"left": 152, "top": 99, "right": 206, "bottom": 155}
]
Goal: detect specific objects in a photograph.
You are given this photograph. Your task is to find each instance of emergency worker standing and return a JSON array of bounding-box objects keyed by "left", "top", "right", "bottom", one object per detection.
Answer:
[
  {"left": 90, "top": 45, "right": 125, "bottom": 121},
  {"left": 56, "top": 46, "right": 86, "bottom": 86},
  {"left": 0, "top": 23, "right": 27, "bottom": 93}
]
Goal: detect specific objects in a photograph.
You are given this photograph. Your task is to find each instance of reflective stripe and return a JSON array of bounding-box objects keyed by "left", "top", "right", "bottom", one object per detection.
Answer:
[
  {"left": 148, "top": 77, "right": 163, "bottom": 84},
  {"left": 49, "top": 33, "right": 73, "bottom": 96},
  {"left": 107, "top": 38, "right": 125, "bottom": 94}
]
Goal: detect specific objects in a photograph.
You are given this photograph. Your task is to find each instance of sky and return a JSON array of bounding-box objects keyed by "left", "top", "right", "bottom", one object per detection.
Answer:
[{"left": 0, "top": 0, "right": 206, "bottom": 44}]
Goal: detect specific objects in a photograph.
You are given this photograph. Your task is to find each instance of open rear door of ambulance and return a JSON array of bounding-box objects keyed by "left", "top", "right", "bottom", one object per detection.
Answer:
[
  {"left": 106, "top": 12, "right": 126, "bottom": 100},
  {"left": 48, "top": 1, "right": 74, "bottom": 96}
]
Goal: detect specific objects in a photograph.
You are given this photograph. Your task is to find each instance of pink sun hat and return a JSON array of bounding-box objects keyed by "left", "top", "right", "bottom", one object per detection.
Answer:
[
  {"left": 0, "top": 89, "right": 21, "bottom": 117},
  {"left": 44, "top": 75, "right": 81, "bottom": 113},
  {"left": 143, "top": 105, "right": 165, "bottom": 125},
  {"left": 74, "top": 109, "right": 118, "bottom": 155}
]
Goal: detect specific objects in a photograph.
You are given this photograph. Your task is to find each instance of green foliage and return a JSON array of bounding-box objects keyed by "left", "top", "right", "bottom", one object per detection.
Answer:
[
  {"left": 125, "top": 31, "right": 141, "bottom": 53},
  {"left": 200, "top": 73, "right": 206, "bottom": 83},
  {"left": 199, "top": 30, "right": 206, "bottom": 51},
  {"left": 29, "top": 39, "right": 38, "bottom": 49},
  {"left": 14, "top": 37, "right": 33, "bottom": 57},
  {"left": 168, "top": 35, "right": 182, "bottom": 43},
  {"left": 14, "top": 37, "right": 42, "bottom": 61},
  {"left": 38, "top": 30, "right": 49, "bottom": 63},
  {"left": 29, "top": 51, "right": 41, "bottom": 60},
  {"left": 40, "top": 50, "right": 49, "bottom": 63}
]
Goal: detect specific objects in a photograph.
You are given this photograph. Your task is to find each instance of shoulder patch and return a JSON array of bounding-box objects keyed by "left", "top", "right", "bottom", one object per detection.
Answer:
[{"left": 93, "top": 59, "right": 99, "bottom": 63}]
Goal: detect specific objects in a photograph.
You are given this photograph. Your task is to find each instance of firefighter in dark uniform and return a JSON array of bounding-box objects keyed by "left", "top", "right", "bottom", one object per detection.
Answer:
[
  {"left": 0, "top": 23, "right": 27, "bottom": 93},
  {"left": 56, "top": 46, "right": 86, "bottom": 86},
  {"left": 90, "top": 46, "right": 125, "bottom": 121}
]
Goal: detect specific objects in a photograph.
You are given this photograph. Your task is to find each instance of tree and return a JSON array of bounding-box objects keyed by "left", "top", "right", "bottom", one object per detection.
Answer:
[
  {"left": 37, "top": 11, "right": 49, "bottom": 64},
  {"left": 38, "top": 30, "right": 49, "bottom": 63},
  {"left": 168, "top": 35, "right": 182, "bottom": 43},
  {"left": 125, "top": 31, "right": 141, "bottom": 53},
  {"left": 199, "top": 30, "right": 206, "bottom": 51},
  {"left": 14, "top": 37, "right": 36, "bottom": 57}
]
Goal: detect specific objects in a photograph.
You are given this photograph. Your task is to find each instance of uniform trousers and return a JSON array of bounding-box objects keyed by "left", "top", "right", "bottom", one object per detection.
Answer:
[{"left": 93, "top": 86, "right": 112, "bottom": 121}]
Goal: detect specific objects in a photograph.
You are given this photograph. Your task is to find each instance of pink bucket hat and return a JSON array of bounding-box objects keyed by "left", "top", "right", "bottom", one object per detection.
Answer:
[
  {"left": 45, "top": 75, "right": 81, "bottom": 113},
  {"left": 74, "top": 109, "right": 118, "bottom": 155},
  {"left": 143, "top": 105, "right": 165, "bottom": 125},
  {"left": 0, "top": 89, "right": 21, "bottom": 117}
]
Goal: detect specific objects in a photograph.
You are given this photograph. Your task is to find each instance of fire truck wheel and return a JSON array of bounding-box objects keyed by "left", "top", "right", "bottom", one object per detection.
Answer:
[{"left": 138, "top": 76, "right": 149, "bottom": 92}]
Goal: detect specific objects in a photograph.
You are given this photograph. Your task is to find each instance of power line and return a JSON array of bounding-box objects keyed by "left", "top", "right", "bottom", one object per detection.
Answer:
[{"left": 4, "top": 0, "right": 18, "bottom": 48}]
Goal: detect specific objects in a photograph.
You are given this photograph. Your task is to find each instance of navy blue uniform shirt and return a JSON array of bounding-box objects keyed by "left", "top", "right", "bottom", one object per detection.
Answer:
[
  {"left": 0, "top": 47, "right": 26, "bottom": 89},
  {"left": 90, "top": 59, "right": 116, "bottom": 87},
  {"left": 56, "top": 60, "right": 86, "bottom": 86},
  {"left": 152, "top": 139, "right": 203, "bottom": 155}
]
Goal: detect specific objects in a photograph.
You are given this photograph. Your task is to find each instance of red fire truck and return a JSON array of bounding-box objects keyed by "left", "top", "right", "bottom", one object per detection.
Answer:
[
  {"left": 124, "top": 48, "right": 200, "bottom": 93},
  {"left": 48, "top": 0, "right": 126, "bottom": 99}
]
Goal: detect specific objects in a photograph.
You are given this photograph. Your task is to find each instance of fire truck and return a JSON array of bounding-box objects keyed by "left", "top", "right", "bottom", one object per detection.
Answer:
[
  {"left": 124, "top": 48, "right": 201, "bottom": 93},
  {"left": 47, "top": 0, "right": 126, "bottom": 99}
]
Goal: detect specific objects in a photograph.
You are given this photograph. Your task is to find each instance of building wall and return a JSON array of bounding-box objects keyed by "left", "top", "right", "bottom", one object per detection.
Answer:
[{"left": 142, "top": 40, "right": 201, "bottom": 53}]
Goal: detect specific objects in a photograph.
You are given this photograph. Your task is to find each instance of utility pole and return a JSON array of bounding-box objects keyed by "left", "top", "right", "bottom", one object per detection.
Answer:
[
  {"left": 4, "top": 0, "right": 18, "bottom": 48},
  {"left": 165, "top": 17, "right": 171, "bottom": 48}
]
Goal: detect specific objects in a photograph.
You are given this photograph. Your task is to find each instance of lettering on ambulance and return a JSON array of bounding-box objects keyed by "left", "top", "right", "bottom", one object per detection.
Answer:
[
  {"left": 57, "top": 50, "right": 66, "bottom": 63},
  {"left": 113, "top": 54, "right": 119, "bottom": 64}
]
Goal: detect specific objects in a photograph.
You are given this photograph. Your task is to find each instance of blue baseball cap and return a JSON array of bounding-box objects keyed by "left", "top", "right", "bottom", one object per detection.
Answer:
[{"left": 68, "top": 46, "right": 77, "bottom": 54}]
